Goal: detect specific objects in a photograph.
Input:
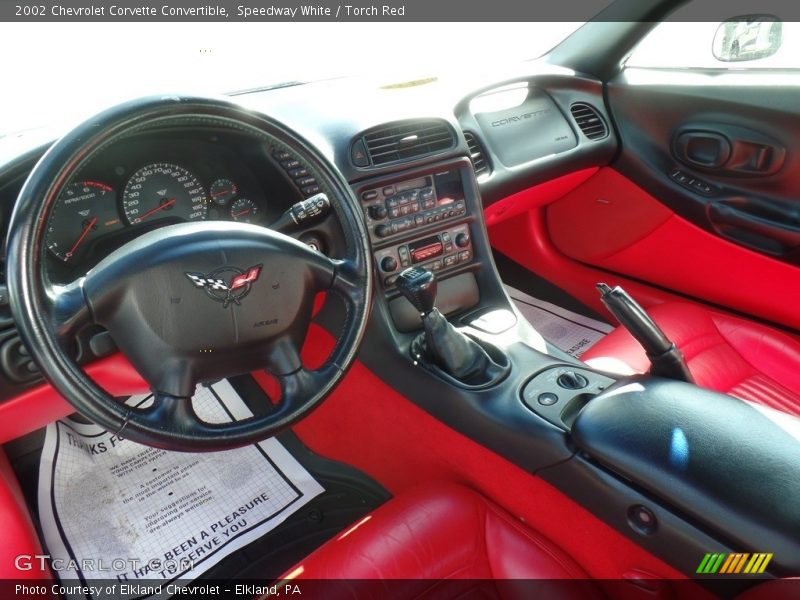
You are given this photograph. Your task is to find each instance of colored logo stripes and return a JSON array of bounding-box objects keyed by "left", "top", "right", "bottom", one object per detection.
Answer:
[{"left": 697, "top": 553, "right": 773, "bottom": 574}]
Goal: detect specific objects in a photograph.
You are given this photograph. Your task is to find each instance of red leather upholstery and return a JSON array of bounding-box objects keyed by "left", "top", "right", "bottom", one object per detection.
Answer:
[
  {"left": 582, "top": 302, "right": 800, "bottom": 416},
  {"left": 0, "top": 449, "right": 50, "bottom": 580},
  {"left": 280, "top": 483, "right": 602, "bottom": 597}
]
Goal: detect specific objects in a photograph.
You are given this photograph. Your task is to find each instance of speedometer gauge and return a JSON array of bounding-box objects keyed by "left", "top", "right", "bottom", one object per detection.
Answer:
[
  {"left": 122, "top": 163, "right": 207, "bottom": 225},
  {"left": 46, "top": 180, "right": 123, "bottom": 263}
]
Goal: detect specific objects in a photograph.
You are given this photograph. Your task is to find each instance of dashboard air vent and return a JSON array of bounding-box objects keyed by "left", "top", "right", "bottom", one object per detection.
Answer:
[
  {"left": 362, "top": 119, "right": 455, "bottom": 166},
  {"left": 570, "top": 103, "right": 608, "bottom": 140},
  {"left": 464, "top": 132, "right": 490, "bottom": 178}
]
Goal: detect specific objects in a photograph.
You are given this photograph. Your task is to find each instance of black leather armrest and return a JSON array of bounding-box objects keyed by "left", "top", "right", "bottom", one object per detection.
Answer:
[{"left": 572, "top": 378, "right": 800, "bottom": 573}]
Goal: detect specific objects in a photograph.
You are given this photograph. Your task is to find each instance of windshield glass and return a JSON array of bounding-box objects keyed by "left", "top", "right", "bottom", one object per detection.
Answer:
[{"left": 0, "top": 22, "right": 584, "bottom": 135}]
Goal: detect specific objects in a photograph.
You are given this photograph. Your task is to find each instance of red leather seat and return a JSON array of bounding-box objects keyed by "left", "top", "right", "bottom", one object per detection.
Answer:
[
  {"left": 279, "top": 482, "right": 602, "bottom": 598},
  {"left": 582, "top": 302, "right": 800, "bottom": 416},
  {"left": 277, "top": 480, "right": 787, "bottom": 600}
]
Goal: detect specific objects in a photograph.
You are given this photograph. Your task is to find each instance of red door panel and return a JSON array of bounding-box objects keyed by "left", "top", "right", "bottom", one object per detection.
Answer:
[{"left": 546, "top": 168, "right": 800, "bottom": 331}]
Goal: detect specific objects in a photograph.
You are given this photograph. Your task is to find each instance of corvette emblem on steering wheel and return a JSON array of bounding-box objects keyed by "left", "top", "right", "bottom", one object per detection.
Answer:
[{"left": 185, "top": 264, "right": 263, "bottom": 308}]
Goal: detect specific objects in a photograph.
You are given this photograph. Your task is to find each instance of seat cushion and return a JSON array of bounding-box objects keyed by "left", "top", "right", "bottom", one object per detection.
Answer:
[
  {"left": 279, "top": 482, "right": 602, "bottom": 598},
  {"left": 582, "top": 302, "right": 800, "bottom": 416}
]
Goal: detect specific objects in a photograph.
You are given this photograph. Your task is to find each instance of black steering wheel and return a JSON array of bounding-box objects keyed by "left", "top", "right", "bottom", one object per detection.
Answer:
[{"left": 6, "top": 96, "right": 372, "bottom": 451}]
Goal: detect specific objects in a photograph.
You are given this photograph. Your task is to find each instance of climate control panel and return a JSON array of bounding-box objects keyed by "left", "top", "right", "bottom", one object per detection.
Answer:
[
  {"left": 374, "top": 224, "right": 473, "bottom": 288},
  {"left": 361, "top": 169, "right": 467, "bottom": 243}
]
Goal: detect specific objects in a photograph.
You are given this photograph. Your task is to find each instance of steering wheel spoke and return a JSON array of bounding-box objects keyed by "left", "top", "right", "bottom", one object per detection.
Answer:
[
  {"left": 48, "top": 278, "right": 93, "bottom": 343},
  {"left": 138, "top": 392, "right": 206, "bottom": 435},
  {"left": 327, "top": 258, "right": 367, "bottom": 306},
  {"left": 276, "top": 363, "right": 340, "bottom": 414},
  {"left": 264, "top": 336, "right": 340, "bottom": 415}
]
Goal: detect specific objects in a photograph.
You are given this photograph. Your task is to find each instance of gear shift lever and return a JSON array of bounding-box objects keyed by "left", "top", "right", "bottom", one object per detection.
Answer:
[
  {"left": 395, "top": 268, "right": 437, "bottom": 316},
  {"left": 397, "top": 267, "right": 500, "bottom": 383}
]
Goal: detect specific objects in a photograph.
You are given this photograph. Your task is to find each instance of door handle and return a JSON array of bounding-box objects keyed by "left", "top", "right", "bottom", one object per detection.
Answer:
[
  {"left": 674, "top": 132, "right": 731, "bottom": 169},
  {"left": 673, "top": 125, "right": 785, "bottom": 176}
]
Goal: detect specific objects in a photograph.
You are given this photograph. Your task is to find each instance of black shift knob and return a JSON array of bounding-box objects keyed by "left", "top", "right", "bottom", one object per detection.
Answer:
[{"left": 396, "top": 267, "right": 437, "bottom": 315}]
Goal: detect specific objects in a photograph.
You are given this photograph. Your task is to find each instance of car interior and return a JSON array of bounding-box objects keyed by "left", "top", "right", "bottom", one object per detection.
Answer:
[{"left": 1, "top": 0, "right": 799, "bottom": 598}]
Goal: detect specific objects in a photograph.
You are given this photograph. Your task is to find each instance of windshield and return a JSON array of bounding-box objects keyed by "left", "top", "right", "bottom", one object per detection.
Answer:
[{"left": 0, "top": 22, "right": 584, "bottom": 135}]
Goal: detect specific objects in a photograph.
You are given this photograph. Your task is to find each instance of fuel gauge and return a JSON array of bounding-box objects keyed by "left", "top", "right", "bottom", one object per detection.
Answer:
[
  {"left": 230, "top": 198, "right": 258, "bottom": 223},
  {"left": 209, "top": 178, "right": 238, "bottom": 205}
]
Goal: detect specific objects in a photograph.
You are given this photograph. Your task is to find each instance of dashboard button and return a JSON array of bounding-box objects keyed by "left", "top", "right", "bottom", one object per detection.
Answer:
[
  {"left": 282, "top": 159, "right": 301, "bottom": 170},
  {"left": 362, "top": 190, "right": 379, "bottom": 201},
  {"left": 455, "top": 232, "right": 470, "bottom": 248},
  {"left": 537, "top": 392, "right": 559, "bottom": 406},
  {"left": 302, "top": 185, "right": 321, "bottom": 196},
  {"left": 351, "top": 139, "right": 369, "bottom": 167},
  {"left": 383, "top": 186, "right": 395, "bottom": 196}
]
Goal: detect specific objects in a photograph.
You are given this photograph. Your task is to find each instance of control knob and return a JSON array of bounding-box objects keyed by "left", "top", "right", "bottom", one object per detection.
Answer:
[
  {"left": 380, "top": 256, "right": 398, "bottom": 272},
  {"left": 557, "top": 371, "right": 589, "bottom": 390},
  {"left": 368, "top": 204, "right": 388, "bottom": 220}
]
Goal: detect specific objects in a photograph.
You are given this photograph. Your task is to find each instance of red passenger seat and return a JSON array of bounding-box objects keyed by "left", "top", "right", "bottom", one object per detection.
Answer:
[{"left": 582, "top": 302, "right": 800, "bottom": 416}]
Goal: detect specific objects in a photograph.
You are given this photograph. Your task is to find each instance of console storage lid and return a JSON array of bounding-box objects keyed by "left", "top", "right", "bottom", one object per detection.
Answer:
[{"left": 571, "top": 378, "right": 800, "bottom": 573}]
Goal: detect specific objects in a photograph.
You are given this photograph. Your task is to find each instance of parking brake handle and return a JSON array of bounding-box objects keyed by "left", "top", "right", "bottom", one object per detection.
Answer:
[{"left": 597, "top": 283, "right": 694, "bottom": 383}]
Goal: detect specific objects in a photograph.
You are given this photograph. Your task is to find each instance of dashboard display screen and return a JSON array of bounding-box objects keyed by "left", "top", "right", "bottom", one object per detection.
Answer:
[
  {"left": 409, "top": 235, "right": 444, "bottom": 263},
  {"left": 395, "top": 176, "right": 430, "bottom": 193},
  {"left": 433, "top": 169, "right": 464, "bottom": 205}
]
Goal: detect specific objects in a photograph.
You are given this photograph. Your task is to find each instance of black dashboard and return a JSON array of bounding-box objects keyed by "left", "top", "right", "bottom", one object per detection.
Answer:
[{"left": 0, "top": 66, "right": 616, "bottom": 394}]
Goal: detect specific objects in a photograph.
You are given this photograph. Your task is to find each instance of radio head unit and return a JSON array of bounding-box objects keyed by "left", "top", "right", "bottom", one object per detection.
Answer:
[{"left": 360, "top": 168, "right": 467, "bottom": 243}]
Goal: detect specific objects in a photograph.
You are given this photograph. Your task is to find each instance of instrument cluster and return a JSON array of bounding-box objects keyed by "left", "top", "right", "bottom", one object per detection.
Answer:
[{"left": 43, "top": 131, "right": 295, "bottom": 273}]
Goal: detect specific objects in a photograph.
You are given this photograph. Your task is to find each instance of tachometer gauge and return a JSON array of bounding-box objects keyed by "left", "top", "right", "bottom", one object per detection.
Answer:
[
  {"left": 230, "top": 198, "right": 259, "bottom": 223},
  {"left": 122, "top": 163, "right": 208, "bottom": 225},
  {"left": 209, "top": 178, "right": 238, "bottom": 205},
  {"left": 46, "top": 181, "right": 123, "bottom": 263}
]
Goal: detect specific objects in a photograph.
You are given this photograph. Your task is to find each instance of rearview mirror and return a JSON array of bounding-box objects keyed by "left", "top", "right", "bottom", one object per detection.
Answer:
[{"left": 713, "top": 15, "right": 783, "bottom": 62}]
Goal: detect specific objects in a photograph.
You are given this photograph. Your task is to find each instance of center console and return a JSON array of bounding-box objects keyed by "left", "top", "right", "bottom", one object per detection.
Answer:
[{"left": 354, "top": 160, "right": 480, "bottom": 332}]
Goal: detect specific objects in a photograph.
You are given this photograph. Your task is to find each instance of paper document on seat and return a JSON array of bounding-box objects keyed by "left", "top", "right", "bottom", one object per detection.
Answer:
[
  {"left": 506, "top": 285, "right": 613, "bottom": 357},
  {"left": 38, "top": 379, "right": 324, "bottom": 599}
]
